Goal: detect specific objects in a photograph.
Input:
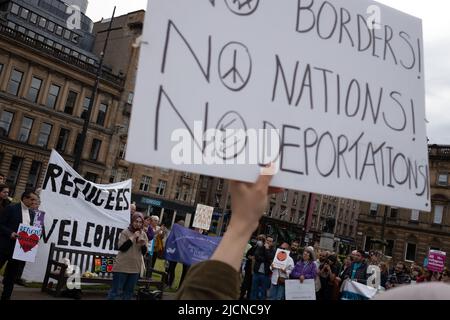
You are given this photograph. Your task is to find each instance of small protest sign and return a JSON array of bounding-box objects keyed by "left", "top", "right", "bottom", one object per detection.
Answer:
[
  {"left": 273, "top": 248, "right": 290, "bottom": 269},
  {"left": 13, "top": 224, "right": 42, "bottom": 263},
  {"left": 193, "top": 204, "right": 214, "bottom": 230},
  {"left": 285, "top": 279, "right": 316, "bottom": 300},
  {"left": 427, "top": 250, "right": 446, "bottom": 273}
]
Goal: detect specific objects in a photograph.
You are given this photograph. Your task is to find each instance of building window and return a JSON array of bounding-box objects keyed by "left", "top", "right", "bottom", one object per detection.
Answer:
[
  {"left": 127, "top": 92, "right": 134, "bottom": 104},
  {"left": 96, "top": 103, "right": 108, "bottom": 126},
  {"left": 26, "top": 161, "right": 42, "bottom": 189},
  {"left": 290, "top": 208, "right": 296, "bottom": 223},
  {"left": 437, "top": 173, "right": 448, "bottom": 186},
  {"left": 47, "top": 21, "right": 55, "bottom": 32},
  {"left": 364, "top": 236, "right": 372, "bottom": 252},
  {"left": 201, "top": 178, "right": 208, "bottom": 189},
  {"left": 292, "top": 192, "right": 298, "bottom": 206},
  {"left": 280, "top": 206, "right": 287, "bottom": 219},
  {"left": 54, "top": 43, "right": 63, "bottom": 51},
  {"left": 0, "top": 111, "right": 14, "bottom": 137},
  {"left": 6, "top": 156, "right": 23, "bottom": 195},
  {"left": 73, "top": 133, "right": 82, "bottom": 155},
  {"left": 411, "top": 209, "right": 419, "bottom": 221},
  {"left": 109, "top": 169, "right": 117, "bottom": 183},
  {"left": 85, "top": 172, "right": 98, "bottom": 183},
  {"left": 55, "top": 128, "right": 70, "bottom": 152},
  {"left": 72, "top": 34, "right": 79, "bottom": 44},
  {"left": 389, "top": 207, "right": 398, "bottom": 219},
  {"left": 27, "top": 76, "right": 43, "bottom": 102},
  {"left": 20, "top": 7, "right": 29, "bottom": 19},
  {"left": 118, "top": 142, "right": 126, "bottom": 159},
  {"left": 7, "top": 69, "right": 24, "bottom": 96},
  {"left": 80, "top": 97, "right": 91, "bottom": 119},
  {"left": 155, "top": 180, "right": 167, "bottom": 196},
  {"left": 38, "top": 17, "right": 47, "bottom": 28},
  {"left": 139, "top": 176, "right": 151, "bottom": 192},
  {"left": 214, "top": 193, "right": 221, "bottom": 207},
  {"left": 217, "top": 179, "right": 224, "bottom": 191},
  {"left": 37, "top": 34, "right": 44, "bottom": 42},
  {"left": 17, "top": 25, "right": 26, "bottom": 34},
  {"left": 300, "top": 194, "right": 306, "bottom": 207},
  {"left": 46, "top": 39, "right": 54, "bottom": 47},
  {"left": 281, "top": 190, "right": 288, "bottom": 203},
  {"left": 46, "top": 84, "right": 61, "bottom": 108},
  {"left": 405, "top": 243, "right": 416, "bottom": 262},
  {"left": 63, "top": 29, "right": 71, "bottom": 39},
  {"left": 11, "top": 3, "right": 20, "bottom": 15},
  {"left": 7, "top": 21, "right": 16, "bottom": 30},
  {"left": 18, "top": 117, "right": 33, "bottom": 143},
  {"left": 182, "top": 184, "right": 190, "bottom": 201},
  {"left": 36, "top": 123, "right": 52, "bottom": 148},
  {"left": 369, "top": 203, "right": 378, "bottom": 216},
  {"left": 27, "top": 30, "right": 36, "bottom": 38},
  {"left": 89, "top": 139, "right": 102, "bottom": 161},
  {"left": 30, "top": 13, "right": 38, "bottom": 24},
  {"left": 385, "top": 240, "right": 395, "bottom": 257},
  {"left": 0, "top": 63, "right": 3, "bottom": 75},
  {"left": 55, "top": 25, "right": 63, "bottom": 36},
  {"left": 64, "top": 91, "right": 78, "bottom": 115},
  {"left": 433, "top": 205, "right": 444, "bottom": 224}
]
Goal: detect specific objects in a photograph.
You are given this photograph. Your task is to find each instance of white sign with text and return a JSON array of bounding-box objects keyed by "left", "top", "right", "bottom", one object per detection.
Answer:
[
  {"left": 127, "top": 0, "right": 429, "bottom": 211},
  {"left": 285, "top": 279, "right": 316, "bottom": 300},
  {"left": 192, "top": 204, "right": 214, "bottom": 230}
]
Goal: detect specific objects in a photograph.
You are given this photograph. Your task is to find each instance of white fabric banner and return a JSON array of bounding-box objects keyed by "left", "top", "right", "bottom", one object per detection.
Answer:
[
  {"left": 341, "top": 279, "right": 378, "bottom": 300},
  {"left": 23, "top": 150, "right": 131, "bottom": 282}
]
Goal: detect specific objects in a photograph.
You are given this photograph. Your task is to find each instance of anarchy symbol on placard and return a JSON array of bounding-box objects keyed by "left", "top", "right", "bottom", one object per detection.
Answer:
[{"left": 224, "top": 0, "right": 260, "bottom": 16}]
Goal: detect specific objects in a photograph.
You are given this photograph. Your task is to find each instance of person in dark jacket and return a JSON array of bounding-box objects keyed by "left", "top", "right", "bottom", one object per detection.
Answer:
[
  {"left": 0, "top": 190, "right": 38, "bottom": 300},
  {"left": 385, "top": 261, "right": 411, "bottom": 289},
  {"left": 342, "top": 249, "right": 368, "bottom": 284},
  {"left": 0, "top": 184, "right": 11, "bottom": 213},
  {"left": 249, "top": 235, "right": 275, "bottom": 300}
]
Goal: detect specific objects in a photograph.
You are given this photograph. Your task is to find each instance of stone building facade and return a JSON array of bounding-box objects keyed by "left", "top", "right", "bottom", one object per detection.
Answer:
[
  {"left": 0, "top": 0, "right": 124, "bottom": 197},
  {"left": 356, "top": 145, "right": 450, "bottom": 267}
]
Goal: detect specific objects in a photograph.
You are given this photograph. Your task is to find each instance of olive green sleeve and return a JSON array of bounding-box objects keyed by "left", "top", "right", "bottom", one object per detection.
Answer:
[{"left": 175, "top": 260, "right": 241, "bottom": 300}]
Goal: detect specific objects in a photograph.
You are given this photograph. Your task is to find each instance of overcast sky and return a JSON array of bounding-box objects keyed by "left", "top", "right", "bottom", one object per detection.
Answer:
[{"left": 86, "top": 0, "right": 450, "bottom": 144}]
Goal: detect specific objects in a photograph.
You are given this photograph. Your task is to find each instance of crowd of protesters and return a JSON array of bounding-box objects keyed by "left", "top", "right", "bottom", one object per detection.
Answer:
[{"left": 238, "top": 236, "right": 450, "bottom": 300}]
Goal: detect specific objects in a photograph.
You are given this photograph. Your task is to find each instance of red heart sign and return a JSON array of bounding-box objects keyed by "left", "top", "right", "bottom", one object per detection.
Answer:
[{"left": 18, "top": 231, "right": 40, "bottom": 253}]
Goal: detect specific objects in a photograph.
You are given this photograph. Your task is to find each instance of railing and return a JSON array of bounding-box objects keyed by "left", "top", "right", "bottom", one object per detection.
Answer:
[
  {"left": 0, "top": 24, "right": 124, "bottom": 87},
  {"left": 428, "top": 145, "right": 450, "bottom": 160}
]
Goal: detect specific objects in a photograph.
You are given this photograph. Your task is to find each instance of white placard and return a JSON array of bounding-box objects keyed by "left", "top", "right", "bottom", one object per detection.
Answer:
[
  {"left": 23, "top": 150, "right": 131, "bottom": 282},
  {"left": 273, "top": 249, "right": 290, "bottom": 269},
  {"left": 127, "top": 0, "right": 429, "bottom": 211},
  {"left": 192, "top": 204, "right": 214, "bottom": 230},
  {"left": 12, "top": 224, "right": 42, "bottom": 263},
  {"left": 285, "top": 279, "right": 316, "bottom": 300}
]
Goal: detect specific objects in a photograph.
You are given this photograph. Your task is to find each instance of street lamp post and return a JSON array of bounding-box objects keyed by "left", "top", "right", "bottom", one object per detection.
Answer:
[{"left": 73, "top": 7, "right": 116, "bottom": 172}]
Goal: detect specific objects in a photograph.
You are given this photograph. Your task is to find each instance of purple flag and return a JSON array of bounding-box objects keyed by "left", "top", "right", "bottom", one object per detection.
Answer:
[{"left": 164, "top": 224, "right": 221, "bottom": 265}]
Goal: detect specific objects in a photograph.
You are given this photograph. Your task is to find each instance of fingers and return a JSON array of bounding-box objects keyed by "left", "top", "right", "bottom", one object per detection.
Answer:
[{"left": 255, "top": 172, "right": 274, "bottom": 192}]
